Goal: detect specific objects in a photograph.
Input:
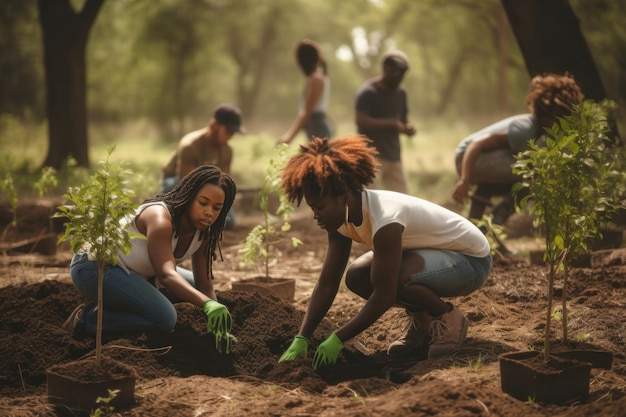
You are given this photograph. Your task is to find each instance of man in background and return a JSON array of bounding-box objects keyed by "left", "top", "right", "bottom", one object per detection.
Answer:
[
  {"left": 355, "top": 50, "right": 417, "bottom": 194},
  {"left": 161, "top": 103, "right": 245, "bottom": 228}
]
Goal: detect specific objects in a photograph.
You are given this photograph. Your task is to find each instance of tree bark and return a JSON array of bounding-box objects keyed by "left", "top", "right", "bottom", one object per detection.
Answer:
[
  {"left": 38, "top": 0, "right": 105, "bottom": 169},
  {"left": 501, "top": 0, "right": 606, "bottom": 101}
]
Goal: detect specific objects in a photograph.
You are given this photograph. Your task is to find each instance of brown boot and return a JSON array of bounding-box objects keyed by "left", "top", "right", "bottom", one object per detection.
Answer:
[
  {"left": 387, "top": 310, "right": 431, "bottom": 356},
  {"left": 427, "top": 303, "right": 468, "bottom": 359}
]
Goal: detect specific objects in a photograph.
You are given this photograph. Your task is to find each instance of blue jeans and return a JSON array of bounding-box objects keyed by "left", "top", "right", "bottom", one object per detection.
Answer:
[
  {"left": 405, "top": 250, "right": 492, "bottom": 297},
  {"left": 70, "top": 252, "right": 196, "bottom": 335},
  {"left": 305, "top": 112, "right": 332, "bottom": 141}
]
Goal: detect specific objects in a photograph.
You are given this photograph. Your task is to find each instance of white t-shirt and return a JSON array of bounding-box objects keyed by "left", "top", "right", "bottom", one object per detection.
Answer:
[
  {"left": 338, "top": 190, "right": 490, "bottom": 258},
  {"left": 116, "top": 202, "right": 203, "bottom": 278}
]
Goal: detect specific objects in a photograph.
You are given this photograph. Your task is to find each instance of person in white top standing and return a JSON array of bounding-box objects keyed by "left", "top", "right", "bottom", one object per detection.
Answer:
[
  {"left": 278, "top": 135, "right": 492, "bottom": 369},
  {"left": 279, "top": 39, "right": 332, "bottom": 144},
  {"left": 63, "top": 165, "right": 237, "bottom": 353}
]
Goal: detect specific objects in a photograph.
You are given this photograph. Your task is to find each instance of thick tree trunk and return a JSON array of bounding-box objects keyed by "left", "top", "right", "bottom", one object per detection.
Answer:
[
  {"left": 38, "top": 0, "right": 104, "bottom": 169},
  {"left": 497, "top": 5, "right": 509, "bottom": 110},
  {"left": 501, "top": 0, "right": 606, "bottom": 101}
]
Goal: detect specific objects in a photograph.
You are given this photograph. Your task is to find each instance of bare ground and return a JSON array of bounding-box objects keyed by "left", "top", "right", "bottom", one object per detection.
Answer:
[{"left": 0, "top": 202, "right": 625, "bottom": 417}]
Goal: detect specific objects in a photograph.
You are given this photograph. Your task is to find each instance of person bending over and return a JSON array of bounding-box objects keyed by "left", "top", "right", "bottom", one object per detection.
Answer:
[
  {"left": 453, "top": 73, "right": 583, "bottom": 225},
  {"left": 278, "top": 135, "right": 492, "bottom": 369}
]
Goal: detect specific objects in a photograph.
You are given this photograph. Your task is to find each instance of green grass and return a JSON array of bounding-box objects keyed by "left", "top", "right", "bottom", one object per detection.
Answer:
[{"left": 1, "top": 117, "right": 475, "bottom": 207}]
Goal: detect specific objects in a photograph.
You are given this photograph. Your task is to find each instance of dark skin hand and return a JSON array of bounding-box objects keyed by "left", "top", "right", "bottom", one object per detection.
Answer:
[
  {"left": 335, "top": 222, "right": 403, "bottom": 342},
  {"left": 452, "top": 133, "right": 509, "bottom": 203}
]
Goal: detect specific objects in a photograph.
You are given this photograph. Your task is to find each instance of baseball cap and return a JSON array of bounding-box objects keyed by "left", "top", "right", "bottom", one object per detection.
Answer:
[
  {"left": 382, "top": 50, "right": 410, "bottom": 70},
  {"left": 214, "top": 103, "right": 245, "bottom": 134}
]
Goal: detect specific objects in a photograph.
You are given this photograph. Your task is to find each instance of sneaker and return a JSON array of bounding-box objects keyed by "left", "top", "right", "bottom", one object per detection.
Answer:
[
  {"left": 387, "top": 310, "right": 431, "bottom": 356},
  {"left": 62, "top": 304, "right": 85, "bottom": 335},
  {"left": 427, "top": 303, "right": 469, "bottom": 359}
]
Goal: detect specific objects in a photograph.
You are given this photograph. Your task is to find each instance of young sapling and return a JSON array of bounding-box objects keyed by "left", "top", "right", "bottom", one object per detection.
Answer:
[
  {"left": 239, "top": 144, "right": 302, "bottom": 278},
  {"left": 55, "top": 146, "right": 143, "bottom": 366},
  {"left": 513, "top": 99, "right": 624, "bottom": 360}
]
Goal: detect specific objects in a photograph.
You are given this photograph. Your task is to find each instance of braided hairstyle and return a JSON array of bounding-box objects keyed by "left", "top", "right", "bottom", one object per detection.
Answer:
[
  {"left": 145, "top": 165, "right": 237, "bottom": 277},
  {"left": 281, "top": 135, "right": 380, "bottom": 205},
  {"left": 526, "top": 73, "right": 584, "bottom": 120}
]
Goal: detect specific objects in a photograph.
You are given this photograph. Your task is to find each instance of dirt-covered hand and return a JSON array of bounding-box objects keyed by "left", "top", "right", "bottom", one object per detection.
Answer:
[
  {"left": 203, "top": 300, "right": 233, "bottom": 353},
  {"left": 278, "top": 335, "right": 309, "bottom": 362},
  {"left": 312, "top": 332, "right": 343, "bottom": 370}
]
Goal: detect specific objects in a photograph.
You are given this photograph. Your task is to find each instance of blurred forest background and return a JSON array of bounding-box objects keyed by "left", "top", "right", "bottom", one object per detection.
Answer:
[{"left": 1, "top": 0, "right": 625, "bottom": 201}]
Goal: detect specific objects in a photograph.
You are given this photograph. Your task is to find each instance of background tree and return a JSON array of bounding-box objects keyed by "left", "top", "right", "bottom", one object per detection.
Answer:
[
  {"left": 0, "top": 1, "right": 44, "bottom": 121},
  {"left": 502, "top": 0, "right": 606, "bottom": 101},
  {"left": 38, "top": 0, "right": 105, "bottom": 169},
  {"left": 0, "top": 0, "right": 622, "bottom": 170}
]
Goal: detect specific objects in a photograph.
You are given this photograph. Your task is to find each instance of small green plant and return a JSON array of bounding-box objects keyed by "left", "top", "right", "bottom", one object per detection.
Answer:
[
  {"left": 55, "top": 146, "right": 142, "bottom": 366},
  {"left": 468, "top": 353, "right": 486, "bottom": 371},
  {"left": 90, "top": 389, "right": 119, "bottom": 417},
  {"left": 576, "top": 333, "right": 590, "bottom": 342},
  {"left": 33, "top": 166, "right": 58, "bottom": 197},
  {"left": 472, "top": 214, "right": 508, "bottom": 257},
  {"left": 551, "top": 308, "right": 563, "bottom": 320},
  {"left": 452, "top": 353, "right": 486, "bottom": 372},
  {"left": 239, "top": 144, "right": 302, "bottom": 278},
  {"left": 513, "top": 99, "right": 624, "bottom": 360},
  {"left": 1, "top": 167, "right": 59, "bottom": 231}
]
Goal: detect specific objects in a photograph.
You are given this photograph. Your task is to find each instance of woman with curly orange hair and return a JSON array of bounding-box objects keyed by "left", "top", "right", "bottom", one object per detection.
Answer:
[
  {"left": 452, "top": 73, "right": 584, "bottom": 231},
  {"left": 279, "top": 135, "right": 492, "bottom": 369}
]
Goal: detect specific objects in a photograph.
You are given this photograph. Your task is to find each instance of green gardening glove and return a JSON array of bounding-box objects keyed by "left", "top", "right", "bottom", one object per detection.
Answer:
[
  {"left": 278, "top": 335, "right": 309, "bottom": 363},
  {"left": 312, "top": 332, "right": 343, "bottom": 370},
  {"left": 203, "top": 300, "right": 233, "bottom": 353}
]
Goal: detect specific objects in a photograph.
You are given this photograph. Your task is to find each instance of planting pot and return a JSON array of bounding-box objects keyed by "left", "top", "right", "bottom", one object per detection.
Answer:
[
  {"left": 529, "top": 250, "right": 546, "bottom": 266},
  {"left": 47, "top": 356, "right": 137, "bottom": 416},
  {"left": 499, "top": 350, "right": 591, "bottom": 404},
  {"left": 231, "top": 276, "right": 295, "bottom": 301}
]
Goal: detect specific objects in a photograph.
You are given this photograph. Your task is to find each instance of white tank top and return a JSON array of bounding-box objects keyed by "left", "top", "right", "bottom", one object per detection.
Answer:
[
  {"left": 116, "top": 202, "right": 203, "bottom": 278},
  {"left": 300, "top": 72, "right": 330, "bottom": 113}
]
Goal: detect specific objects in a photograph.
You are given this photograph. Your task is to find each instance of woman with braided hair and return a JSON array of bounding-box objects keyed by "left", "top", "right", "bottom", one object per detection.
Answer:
[
  {"left": 279, "top": 135, "right": 492, "bottom": 369},
  {"left": 63, "top": 165, "right": 237, "bottom": 353}
]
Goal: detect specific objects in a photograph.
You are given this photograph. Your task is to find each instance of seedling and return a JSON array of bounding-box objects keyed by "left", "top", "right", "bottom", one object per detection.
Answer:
[
  {"left": 576, "top": 333, "right": 590, "bottom": 342},
  {"left": 513, "top": 99, "right": 624, "bottom": 360},
  {"left": 1, "top": 167, "right": 59, "bottom": 247},
  {"left": 472, "top": 214, "right": 508, "bottom": 257},
  {"left": 33, "top": 166, "right": 58, "bottom": 197},
  {"left": 55, "top": 146, "right": 142, "bottom": 366},
  {"left": 91, "top": 389, "right": 119, "bottom": 417},
  {"left": 239, "top": 144, "right": 302, "bottom": 278}
]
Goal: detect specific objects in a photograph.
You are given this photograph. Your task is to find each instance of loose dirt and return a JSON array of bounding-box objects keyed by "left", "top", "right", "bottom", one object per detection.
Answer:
[{"left": 0, "top": 203, "right": 625, "bottom": 416}]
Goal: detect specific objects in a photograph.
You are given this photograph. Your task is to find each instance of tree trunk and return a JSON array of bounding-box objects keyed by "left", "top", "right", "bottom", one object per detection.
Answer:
[
  {"left": 38, "top": 0, "right": 105, "bottom": 169},
  {"left": 501, "top": 0, "right": 606, "bottom": 101},
  {"left": 497, "top": 4, "right": 509, "bottom": 110}
]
